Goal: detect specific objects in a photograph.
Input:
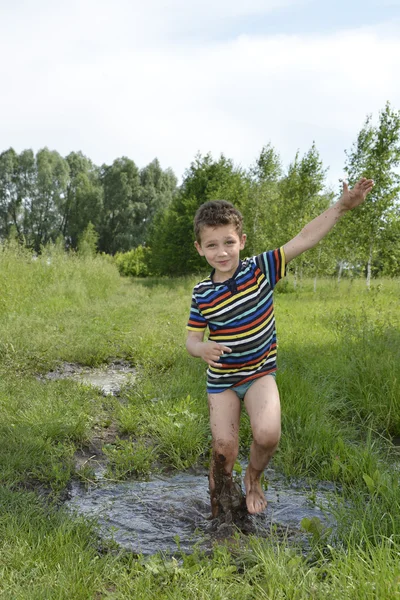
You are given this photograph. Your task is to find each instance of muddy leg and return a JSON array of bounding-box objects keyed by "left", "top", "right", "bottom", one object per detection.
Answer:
[
  {"left": 208, "top": 390, "right": 241, "bottom": 517},
  {"left": 209, "top": 451, "right": 233, "bottom": 517}
]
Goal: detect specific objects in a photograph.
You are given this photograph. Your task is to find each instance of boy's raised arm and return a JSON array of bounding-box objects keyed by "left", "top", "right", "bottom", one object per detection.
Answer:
[{"left": 283, "top": 178, "right": 374, "bottom": 264}]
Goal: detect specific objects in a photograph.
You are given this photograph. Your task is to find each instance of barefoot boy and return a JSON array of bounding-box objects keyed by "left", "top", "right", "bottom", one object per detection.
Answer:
[{"left": 186, "top": 178, "right": 373, "bottom": 517}]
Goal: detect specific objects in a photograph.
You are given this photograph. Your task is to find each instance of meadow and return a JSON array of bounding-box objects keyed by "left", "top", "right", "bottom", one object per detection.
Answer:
[{"left": 1, "top": 241, "right": 400, "bottom": 599}]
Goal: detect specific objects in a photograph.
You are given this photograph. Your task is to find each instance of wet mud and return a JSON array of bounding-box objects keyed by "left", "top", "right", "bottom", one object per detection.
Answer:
[{"left": 210, "top": 459, "right": 248, "bottom": 527}]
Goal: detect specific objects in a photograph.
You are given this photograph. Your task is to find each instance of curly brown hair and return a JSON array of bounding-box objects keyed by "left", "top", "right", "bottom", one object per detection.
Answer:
[{"left": 194, "top": 200, "right": 243, "bottom": 243}]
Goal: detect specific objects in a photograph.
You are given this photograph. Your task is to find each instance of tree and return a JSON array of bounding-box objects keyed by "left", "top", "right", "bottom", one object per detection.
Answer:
[
  {"left": 241, "top": 144, "right": 282, "bottom": 256},
  {"left": 0, "top": 148, "right": 37, "bottom": 242},
  {"left": 63, "top": 152, "right": 103, "bottom": 249},
  {"left": 98, "top": 157, "right": 142, "bottom": 254},
  {"left": 138, "top": 159, "right": 177, "bottom": 246},
  {"left": 147, "top": 153, "right": 250, "bottom": 276},
  {"left": 372, "top": 205, "right": 400, "bottom": 277},
  {"left": 344, "top": 103, "right": 400, "bottom": 288},
  {"left": 77, "top": 222, "right": 99, "bottom": 257},
  {"left": 0, "top": 148, "right": 22, "bottom": 239},
  {"left": 277, "top": 143, "right": 329, "bottom": 285},
  {"left": 23, "top": 148, "right": 69, "bottom": 251}
]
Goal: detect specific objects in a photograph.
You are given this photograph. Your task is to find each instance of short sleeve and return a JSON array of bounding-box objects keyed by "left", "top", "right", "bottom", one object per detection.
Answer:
[
  {"left": 254, "top": 247, "right": 286, "bottom": 289},
  {"left": 186, "top": 294, "right": 207, "bottom": 332}
]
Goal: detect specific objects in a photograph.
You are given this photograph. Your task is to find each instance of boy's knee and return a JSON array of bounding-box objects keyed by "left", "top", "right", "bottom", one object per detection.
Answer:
[
  {"left": 253, "top": 427, "right": 281, "bottom": 451},
  {"left": 213, "top": 438, "right": 239, "bottom": 465}
]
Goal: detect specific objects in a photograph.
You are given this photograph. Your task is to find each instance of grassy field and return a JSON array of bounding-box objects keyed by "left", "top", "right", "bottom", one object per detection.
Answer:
[{"left": 1, "top": 241, "right": 400, "bottom": 599}]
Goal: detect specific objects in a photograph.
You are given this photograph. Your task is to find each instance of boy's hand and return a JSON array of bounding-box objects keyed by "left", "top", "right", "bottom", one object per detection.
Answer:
[
  {"left": 200, "top": 341, "right": 232, "bottom": 368},
  {"left": 338, "top": 177, "right": 374, "bottom": 211}
]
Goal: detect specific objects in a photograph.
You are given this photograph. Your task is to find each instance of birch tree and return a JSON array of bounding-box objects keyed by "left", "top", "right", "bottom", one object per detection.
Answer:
[
  {"left": 242, "top": 144, "right": 282, "bottom": 256},
  {"left": 344, "top": 103, "right": 400, "bottom": 288},
  {"left": 278, "top": 143, "right": 328, "bottom": 286}
]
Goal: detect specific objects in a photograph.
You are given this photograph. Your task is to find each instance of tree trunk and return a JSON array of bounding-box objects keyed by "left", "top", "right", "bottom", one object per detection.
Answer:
[
  {"left": 337, "top": 261, "right": 344, "bottom": 284},
  {"left": 366, "top": 240, "right": 373, "bottom": 290},
  {"left": 314, "top": 246, "right": 321, "bottom": 293}
]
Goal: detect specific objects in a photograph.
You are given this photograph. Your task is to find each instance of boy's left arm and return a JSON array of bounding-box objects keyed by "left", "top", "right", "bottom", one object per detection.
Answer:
[{"left": 283, "top": 178, "right": 374, "bottom": 264}]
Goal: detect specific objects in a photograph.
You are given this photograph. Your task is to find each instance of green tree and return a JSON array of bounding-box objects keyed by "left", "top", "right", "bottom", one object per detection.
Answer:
[
  {"left": 277, "top": 143, "right": 329, "bottom": 285},
  {"left": 77, "top": 222, "right": 99, "bottom": 257},
  {"left": 242, "top": 143, "right": 282, "bottom": 256},
  {"left": 0, "top": 148, "right": 37, "bottom": 242},
  {"left": 22, "top": 148, "right": 69, "bottom": 252},
  {"left": 63, "top": 152, "right": 103, "bottom": 249},
  {"left": 138, "top": 159, "right": 177, "bottom": 246},
  {"left": 147, "top": 153, "right": 250, "bottom": 276},
  {"left": 372, "top": 206, "right": 400, "bottom": 277},
  {"left": 0, "top": 148, "right": 21, "bottom": 239},
  {"left": 98, "top": 157, "right": 142, "bottom": 254},
  {"left": 344, "top": 103, "right": 400, "bottom": 288}
]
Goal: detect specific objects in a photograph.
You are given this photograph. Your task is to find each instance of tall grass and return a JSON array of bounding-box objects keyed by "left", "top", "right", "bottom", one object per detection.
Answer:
[{"left": 0, "top": 241, "right": 122, "bottom": 373}]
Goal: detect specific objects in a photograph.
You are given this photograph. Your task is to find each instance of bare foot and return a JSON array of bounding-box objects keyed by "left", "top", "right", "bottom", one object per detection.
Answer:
[{"left": 244, "top": 468, "right": 267, "bottom": 514}]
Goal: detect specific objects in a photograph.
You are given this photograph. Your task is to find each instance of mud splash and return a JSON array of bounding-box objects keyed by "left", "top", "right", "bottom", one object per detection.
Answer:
[
  {"left": 41, "top": 360, "right": 136, "bottom": 396},
  {"left": 68, "top": 467, "right": 335, "bottom": 556}
]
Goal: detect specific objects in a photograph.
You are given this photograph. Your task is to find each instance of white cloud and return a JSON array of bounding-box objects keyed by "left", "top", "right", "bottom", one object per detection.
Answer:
[{"left": 0, "top": 2, "right": 399, "bottom": 190}]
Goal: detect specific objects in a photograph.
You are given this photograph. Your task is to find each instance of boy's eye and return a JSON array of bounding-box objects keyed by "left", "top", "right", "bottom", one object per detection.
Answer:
[{"left": 226, "top": 240, "right": 235, "bottom": 245}]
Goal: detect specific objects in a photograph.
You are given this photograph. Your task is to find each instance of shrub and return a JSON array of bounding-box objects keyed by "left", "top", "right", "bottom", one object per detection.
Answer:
[{"left": 114, "top": 246, "right": 150, "bottom": 277}]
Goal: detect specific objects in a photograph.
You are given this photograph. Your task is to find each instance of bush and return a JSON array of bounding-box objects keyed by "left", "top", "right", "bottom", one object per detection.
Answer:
[{"left": 114, "top": 246, "right": 150, "bottom": 277}]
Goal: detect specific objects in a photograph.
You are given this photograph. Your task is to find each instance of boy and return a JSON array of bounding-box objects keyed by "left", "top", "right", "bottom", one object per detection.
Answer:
[{"left": 186, "top": 178, "right": 374, "bottom": 517}]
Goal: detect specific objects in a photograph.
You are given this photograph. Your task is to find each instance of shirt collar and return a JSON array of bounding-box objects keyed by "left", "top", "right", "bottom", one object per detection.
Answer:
[{"left": 210, "top": 260, "right": 242, "bottom": 293}]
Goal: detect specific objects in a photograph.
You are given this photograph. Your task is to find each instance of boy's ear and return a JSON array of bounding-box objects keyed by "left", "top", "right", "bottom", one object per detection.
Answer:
[
  {"left": 194, "top": 241, "right": 204, "bottom": 256},
  {"left": 240, "top": 234, "right": 247, "bottom": 250}
]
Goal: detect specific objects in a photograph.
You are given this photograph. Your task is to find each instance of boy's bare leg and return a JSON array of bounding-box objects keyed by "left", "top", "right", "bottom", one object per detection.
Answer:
[
  {"left": 208, "top": 389, "right": 241, "bottom": 517},
  {"left": 243, "top": 375, "right": 281, "bottom": 514}
]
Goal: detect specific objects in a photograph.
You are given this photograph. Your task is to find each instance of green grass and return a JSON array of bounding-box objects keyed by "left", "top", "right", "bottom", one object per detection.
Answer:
[
  {"left": 103, "top": 437, "right": 156, "bottom": 480},
  {"left": 3, "top": 490, "right": 400, "bottom": 599},
  {"left": 0, "top": 377, "right": 106, "bottom": 491},
  {"left": 1, "top": 242, "right": 400, "bottom": 597}
]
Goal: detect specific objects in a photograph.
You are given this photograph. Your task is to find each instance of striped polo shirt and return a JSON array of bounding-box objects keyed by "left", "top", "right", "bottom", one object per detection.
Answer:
[{"left": 187, "top": 248, "right": 286, "bottom": 394}]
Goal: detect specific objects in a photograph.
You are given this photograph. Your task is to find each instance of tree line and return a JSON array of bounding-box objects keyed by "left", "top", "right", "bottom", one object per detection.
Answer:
[
  {"left": 1, "top": 102, "right": 399, "bottom": 282},
  {"left": 0, "top": 150, "right": 177, "bottom": 254}
]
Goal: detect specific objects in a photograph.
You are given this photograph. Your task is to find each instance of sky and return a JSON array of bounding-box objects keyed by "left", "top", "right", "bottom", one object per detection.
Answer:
[{"left": 1, "top": 0, "right": 400, "bottom": 191}]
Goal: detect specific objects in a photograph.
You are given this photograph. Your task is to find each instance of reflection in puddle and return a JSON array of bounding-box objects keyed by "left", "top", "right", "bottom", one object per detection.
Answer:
[{"left": 68, "top": 468, "right": 335, "bottom": 555}]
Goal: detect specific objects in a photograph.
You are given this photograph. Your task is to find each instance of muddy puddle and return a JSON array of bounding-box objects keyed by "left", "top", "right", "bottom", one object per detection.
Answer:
[
  {"left": 49, "top": 361, "right": 335, "bottom": 554},
  {"left": 68, "top": 468, "right": 336, "bottom": 556},
  {"left": 41, "top": 360, "right": 136, "bottom": 396}
]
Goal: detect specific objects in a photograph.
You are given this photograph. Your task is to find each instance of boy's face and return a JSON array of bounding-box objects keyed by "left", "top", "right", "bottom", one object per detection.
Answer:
[{"left": 195, "top": 225, "right": 246, "bottom": 282}]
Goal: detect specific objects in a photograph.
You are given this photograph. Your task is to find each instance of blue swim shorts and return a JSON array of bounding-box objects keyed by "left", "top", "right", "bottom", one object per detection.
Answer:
[{"left": 232, "top": 372, "right": 276, "bottom": 401}]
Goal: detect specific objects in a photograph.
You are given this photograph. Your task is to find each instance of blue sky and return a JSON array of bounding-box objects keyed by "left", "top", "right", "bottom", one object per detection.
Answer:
[
  {"left": 173, "top": 0, "right": 399, "bottom": 40},
  {"left": 1, "top": 0, "right": 399, "bottom": 191},
  {"left": 225, "top": 1, "right": 398, "bottom": 35}
]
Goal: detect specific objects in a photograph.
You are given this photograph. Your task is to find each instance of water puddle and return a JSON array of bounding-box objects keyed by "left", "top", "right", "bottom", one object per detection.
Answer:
[
  {"left": 68, "top": 468, "right": 335, "bottom": 555},
  {"left": 42, "top": 361, "right": 336, "bottom": 554},
  {"left": 41, "top": 360, "right": 136, "bottom": 396}
]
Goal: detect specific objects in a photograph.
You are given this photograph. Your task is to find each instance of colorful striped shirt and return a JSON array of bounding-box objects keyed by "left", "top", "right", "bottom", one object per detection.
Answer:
[{"left": 187, "top": 248, "right": 286, "bottom": 393}]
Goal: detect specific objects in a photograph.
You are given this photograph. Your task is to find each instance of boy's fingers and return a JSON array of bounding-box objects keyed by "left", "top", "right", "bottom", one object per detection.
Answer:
[
  {"left": 219, "top": 345, "right": 232, "bottom": 353},
  {"left": 209, "top": 360, "right": 221, "bottom": 368}
]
